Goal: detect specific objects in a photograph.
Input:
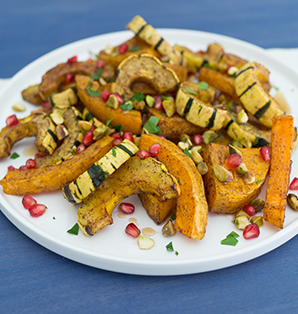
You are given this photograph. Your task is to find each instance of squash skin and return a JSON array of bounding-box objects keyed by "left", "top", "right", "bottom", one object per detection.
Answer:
[
  {"left": 77, "top": 156, "right": 179, "bottom": 236},
  {"left": 202, "top": 143, "right": 270, "bottom": 214},
  {"left": 75, "top": 75, "right": 142, "bottom": 134},
  {"left": 139, "top": 133, "right": 208, "bottom": 239},
  {"left": 0, "top": 136, "right": 113, "bottom": 195}
]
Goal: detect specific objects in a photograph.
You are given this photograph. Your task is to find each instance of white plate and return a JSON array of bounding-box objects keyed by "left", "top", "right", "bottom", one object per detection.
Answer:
[{"left": 0, "top": 29, "right": 297, "bottom": 276}]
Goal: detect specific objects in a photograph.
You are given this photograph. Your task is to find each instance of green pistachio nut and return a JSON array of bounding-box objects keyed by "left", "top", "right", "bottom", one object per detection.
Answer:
[
  {"left": 106, "top": 94, "right": 119, "bottom": 109},
  {"left": 214, "top": 164, "right": 233, "bottom": 183},
  {"left": 229, "top": 144, "right": 242, "bottom": 156},
  {"left": 287, "top": 193, "right": 298, "bottom": 211},
  {"left": 162, "top": 219, "right": 176, "bottom": 237},
  {"left": 243, "top": 172, "right": 255, "bottom": 184},
  {"left": 197, "top": 162, "right": 208, "bottom": 175},
  {"left": 237, "top": 109, "right": 249, "bottom": 124},
  {"left": 250, "top": 216, "right": 264, "bottom": 228},
  {"left": 202, "top": 130, "right": 218, "bottom": 145},
  {"left": 233, "top": 216, "right": 250, "bottom": 230},
  {"left": 249, "top": 198, "right": 265, "bottom": 212},
  {"left": 237, "top": 163, "right": 248, "bottom": 175}
]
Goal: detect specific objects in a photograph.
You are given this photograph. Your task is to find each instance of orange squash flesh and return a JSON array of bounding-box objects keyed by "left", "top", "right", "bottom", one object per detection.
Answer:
[
  {"left": 263, "top": 115, "right": 294, "bottom": 229},
  {"left": 0, "top": 136, "right": 113, "bottom": 195},
  {"left": 139, "top": 133, "right": 208, "bottom": 239}
]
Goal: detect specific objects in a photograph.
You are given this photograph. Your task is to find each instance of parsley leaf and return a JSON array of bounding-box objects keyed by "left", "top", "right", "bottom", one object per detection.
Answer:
[
  {"left": 256, "top": 180, "right": 261, "bottom": 185},
  {"left": 113, "top": 124, "right": 123, "bottom": 132},
  {"left": 171, "top": 213, "right": 176, "bottom": 221},
  {"left": 183, "top": 148, "right": 193, "bottom": 159},
  {"left": 89, "top": 68, "right": 102, "bottom": 80},
  {"left": 161, "top": 95, "right": 170, "bottom": 100},
  {"left": 143, "top": 116, "right": 162, "bottom": 135},
  {"left": 166, "top": 242, "right": 174, "bottom": 252},
  {"left": 129, "top": 45, "right": 142, "bottom": 51},
  {"left": 112, "top": 148, "right": 117, "bottom": 157},
  {"left": 10, "top": 152, "right": 20, "bottom": 159},
  {"left": 175, "top": 251, "right": 179, "bottom": 256},
  {"left": 221, "top": 231, "right": 239, "bottom": 246},
  {"left": 67, "top": 223, "right": 79, "bottom": 235},
  {"left": 121, "top": 103, "right": 134, "bottom": 111},
  {"left": 130, "top": 91, "right": 144, "bottom": 102},
  {"left": 184, "top": 88, "right": 197, "bottom": 96},
  {"left": 197, "top": 81, "right": 209, "bottom": 90},
  {"left": 87, "top": 87, "right": 101, "bottom": 97},
  {"left": 106, "top": 118, "right": 114, "bottom": 128}
]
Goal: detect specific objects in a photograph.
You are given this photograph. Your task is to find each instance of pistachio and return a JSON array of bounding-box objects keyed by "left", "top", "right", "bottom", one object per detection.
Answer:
[
  {"left": 178, "top": 141, "right": 191, "bottom": 151},
  {"left": 250, "top": 216, "right": 264, "bottom": 228},
  {"left": 50, "top": 110, "right": 64, "bottom": 125},
  {"left": 232, "top": 140, "right": 243, "bottom": 148},
  {"left": 287, "top": 193, "right": 298, "bottom": 211},
  {"left": 214, "top": 164, "right": 233, "bottom": 183},
  {"left": 197, "top": 162, "right": 208, "bottom": 175},
  {"left": 132, "top": 100, "right": 146, "bottom": 111},
  {"left": 240, "top": 136, "right": 252, "bottom": 149},
  {"left": 235, "top": 209, "right": 251, "bottom": 220},
  {"left": 104, "top": 44, "right": 114, "bottom": 55},
  {"left": 93, "top": 126, "right": 110, "bottom": 140},
  {"left": 233, "top": 215, "right": 250, "bottom": 230},
  {"left": 236, "top": 109, "right": 249, "bottom": 124},
  {"left": 12, "top": 102, "right": 26, "bottom": 112},
  {"left": 202, "top": 130, "right": 218, "bottom": 145},
  {"left": 106, "top": 94, "right": 119, "bottom": 109},
  {"left": 249, "top": 198, "right": 265, "bottom": 212},
  {"left": 79, "top": 120, "right": 93, "bottom": 133},
  {"left": 192, "top": 145, "right": 202, "bottom": 154},
  {"left": 227, "top": 66, "right": 238, "bottom": 76},
  {"left": 145, "top": 95, "right": 155, "bottom": 108},
  {"left": 162, "top": 97, "right": 176, "bottom": 118},
  {"left": 90, "top": 81, "right": 100, "bottom": 91},
  {"left": 229, "top": 144, "right": 242, "bottom": 156},
  {"left": 99, "top": 77, "right": 107, "bottom": 86},
  {"left": 237, "top": 163, "right": 248, "bottom": 175},
  {"left": 190, "top": 147, "right": 203, "bottom": 164},
  {"left": 55, "top": 124, "right": 69, "bottom": 140},
  {"left": 162, "top": 219, "right": 176, "bottom": 237},
  {"left": 179, "top": 133, "right": 190, "bottom": 142},
  {"left": 243, "top": 172, "right": 255, "bottom": 184},
  {"left": 137, "top": 235, "right": 155, "bottom": 250}
]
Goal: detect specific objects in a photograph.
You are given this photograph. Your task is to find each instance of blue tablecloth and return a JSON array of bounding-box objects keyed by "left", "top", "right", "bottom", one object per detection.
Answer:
[{"left": 1, "top": 0, "right": 298, "bottom": 313}]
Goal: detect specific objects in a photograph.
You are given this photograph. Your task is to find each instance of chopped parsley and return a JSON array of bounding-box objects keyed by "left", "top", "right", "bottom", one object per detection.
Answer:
[
  {"left": 256, "top": 180, "right": 261, "bottom": 185},
  {"left": 53, "top": 217, "right": 56, "bottom": 220},
  {"left": 184, "top": 88, "right": 197, "bottom": 96},
  {"left": 87, "top": 87, "right": 101, "bottom": 97},
  {"left": 166, "top": 241, "right": 179, "bottom": 255},
  {"left": 112, "top": 148, "right": 117, "bottom": 157},
  {"left": 197, "top": 81, "right": 209, "bottom": 90},
  {"left": 143, "top": 116, "right": 162, "bottom": 135},
  {"left": 183, "top": 148, "right": 193, "bottom": 159},
  {"left": 121, "top": 103, "right": 134, "bottom": 111},
  {"left": 129, "top": 45, "right": 142, "bottom": 51},
  {"left": 67, "top": 223, "right": 79, "bottom": 235},
  {"left": 161, "top": 95, "right": 170, "bottom": 100},
  {"left": 106, "top": 118, "right": 114, "bottom": 128},
  {"left": 221, "top": 231, "right": 239, "bottom": 246},
  {"left": 10, "top": 152, "right": 20, "bottom": 159},
  {"left": 130, "top": 91, "right": 145, "bottom": 102},
  {"left": 89, "top": 68, "right": 102, "bottom": 80},
  {"left": 171, "top": 213, "right": 176, "bottom": 221}
]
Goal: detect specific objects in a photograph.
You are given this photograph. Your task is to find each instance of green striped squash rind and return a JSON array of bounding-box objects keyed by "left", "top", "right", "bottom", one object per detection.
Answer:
[
  {"left": 175, "top": 85, "right": 227, "bottom": 131},
  {"left": 234, "top": 62, "right": 284, "bottom": 128},
  {"left": 62, "top": 139, "right": 139, "bottom": 204}
]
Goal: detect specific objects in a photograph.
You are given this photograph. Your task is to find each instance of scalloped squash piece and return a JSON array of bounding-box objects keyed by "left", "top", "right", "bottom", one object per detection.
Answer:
[{"left": 202, "top": 143, "right": 270, "bottom": 214}]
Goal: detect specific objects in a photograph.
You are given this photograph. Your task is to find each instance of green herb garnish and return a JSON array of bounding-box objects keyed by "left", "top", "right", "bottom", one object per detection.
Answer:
[
  {"left": 256, "top": 180, "right": 261, "bottom": 185},
  {"left": 166, "top": 242, "right": 174, "bottom": 252},
  {"left": 197, "top": 81, "right": 209, "bottom": 90},
  {"left": 113, "top": 124, "right": 123, "bottom": 132},
  {"left": 106, "top": 118, "right": 114, "bottom": 128},
  {"left": 129, "top": 45, "right": 142, "bottom": 51},
  {"left": 183, "top": 148, "right": 193, "bottom": 159},
  {"left": 221, "top": 231, "right": 239, "bottom": 246},
  {"left": 143, "top": 116, "right": 162, "bottom": 135},
  {"left": 112, "top": 148, "right": 117, "bottom": 157},
  {"left": 67, "top": 223, "right": 79, "bottom": 235},
  {"left": 184, "top": 88, "right": 197, "bottom": 96},
  {"left": 53, "top": 217, "right": 56, "bottom": 220},
  {"left": 161, "top": 95, "right": 169, "bottom": 100},
  {"left": 175, "top": 251, "right": 179, "bottom": 256},
  {"left": 87, "top": 87, "right": 101, "bottom": 97},
  {"left": 171, "top": 213, "right": 176, "bottom": 221},
  {"left": 89, "top": 68, "right": 102, "bottom": 80},
  {"left": 130, "top": 91, "right": 144, "bottom": 102},
  {"left": 121, "top": 103, "right": 134, "bottom": 111},
  {"left": 10, "top": 152, "right": 20, "bottom": 159}
]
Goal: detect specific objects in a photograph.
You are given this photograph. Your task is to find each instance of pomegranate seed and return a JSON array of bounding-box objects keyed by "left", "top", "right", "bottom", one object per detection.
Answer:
[
  {"left": 119, "top": 44, "right": 128, "bottom": 55},
  {"left": 192, "top": 134, "right": 203, "bottom": 146},
  {"left": 82, "top": 131, "right": 94, "bottom": 146},
  {"left": 260, "top": 146, "right": 270, "bottom": 162},
  {"left": 67, "top": 56, "right": 77, "bottom": 64},
  {"left": 243, "top": 204, "right": 257, "bottom": 216},
  {"left": 96, "top": 59, "right": 105, "bottom": 68},
  {"left": 197, "top": 50, "right": 204, "bottom": 54},
  {"left": 112, "top": 138, "right": 123, "bottom": 147},
  {"left": 136, "top": 150, "right": 149, "bottom": 159},
  {"left": 22, "top": 195, "right": 37, "bottom": 210},
  {"left": 153, "top": 96, "right": 163, "bottom": 110},
  {"left": 149, "top": 143, "right": 161, "bottom": 157},
  {"left": 7, "top": 165, "right": 15, "bottom": 171},
  {"left": 226, "top": 153, "right": 242, "bottom": 169},
  {"left": 29, "top": 204, "right": 47, "bottom": 217},
  {"left": 122, "top": 131, "right": 134, "bottom": 142},
  {"left": 289, "top": 177, "right": 298, "bottom": 190},
  {"left": 125, "top": 222, "right": 141, "bottom": 238},
  {"left": 35, "top": 153, "right": 44, "bottom": 158},
  {"left": 243, "top": 223, "right": 260, "bottom": 240},
  {"left": 90, "top": 125, "right": 97, "bottom": 132},
  {"left": 65, "top": 73, "right": 74, "bottom": 85},
  {"left": 19, "top": 165, "right": 28, "bottom": 170},
  {"left": 76, "top": 143, "right": 86, "bottom": 154},
  {"left": 6, "top": 114, "right": 19, "bottom": 127},
  {"left": 42, "top": 102, "right": 51, "bottom": 109},
  {"left": 86, "top": 57, "right": 93, "bottom": 61},
  {"left": 119, "top": 202, "right": 135, "bottom": 214},
  {"left": 158, "top": 135, "right": 166, "bottom": 139},
  {"left": 112, "top": 92, "right": 124, "bottom": 106},
  {"left": 101, "top": 90, "right": 111, "bottom": 102},
  {"left": 25, "top": 158, "right": 36, "bottom": 169},
  {"left": 110, "top": 132, "right": 122, "bottom": 139}
]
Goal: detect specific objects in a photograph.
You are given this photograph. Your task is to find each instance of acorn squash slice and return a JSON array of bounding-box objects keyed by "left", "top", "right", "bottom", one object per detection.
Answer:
[
  {"left": 111, "top": 54, "right": 180, "bottom": 101},
  {"left": 0, "top": 136, "right": 114, "bottom": 195},
  {"left": 77, "top": 156, "right": 179, "bottom": 236},
  {"left": 202, "top": 143, "right": 270, "bottom": 214},
  {"left": 139, "top": 133, "right": 208, "bottom": 239}
]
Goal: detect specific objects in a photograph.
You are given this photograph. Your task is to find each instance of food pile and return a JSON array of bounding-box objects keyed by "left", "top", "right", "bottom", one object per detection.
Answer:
[{"left": 0, "top": 15, "right": 297, "bottom": 249}]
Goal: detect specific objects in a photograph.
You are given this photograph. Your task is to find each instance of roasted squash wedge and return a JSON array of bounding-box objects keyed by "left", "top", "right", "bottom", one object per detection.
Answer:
[
  {"left": 21, "top": 84, "right": 44, "bottom": 105},
  {"left": 0, "top": 136, "right": 114, "bottom": 195},
  {"left": 77, "top": 156, "right": 180, "bottom": 236},
  {"left": 202, "top": 143, "right": 270, "bottom": 214},
  {"left": 139, "top": 133, "right": 208, "bottom": 239}
]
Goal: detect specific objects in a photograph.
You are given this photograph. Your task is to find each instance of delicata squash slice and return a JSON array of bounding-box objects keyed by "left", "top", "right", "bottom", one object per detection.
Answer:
[
  {"left": 111, "top": 54, "right": 180, "bottom": 101},
  {"left": 77, "top": 156, "right": 180, "bottom": 236},
  {"left": 139, "top": 134, "right": 208, "bottom": 239}
]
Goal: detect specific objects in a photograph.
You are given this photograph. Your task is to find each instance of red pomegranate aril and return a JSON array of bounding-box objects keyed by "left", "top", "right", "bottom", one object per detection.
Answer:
[
  {"left": 122, "top": 131, "right": 134, "bottom": 142},
  {"left": 29, "top": 204, "right": 47, "bottom": 217},
  {"left": 65, "top": 73, "right": 74, "bottom": 85},
  {"left": 22, "top": 194, "right": 37, "bottom": 210},
  {"left": 76, "top": 143, "right": 86, "bottom": 154},
  {"left": 112, "top": 138, "right": 123, "bottom": 147},
  {"left": 260, "top": 146, "right": 270, "bottom": 162},
  {"left": 42, "top": 101, "right": 51, "bottom": 109},
  {"left": 101, "top": 89, "right": 111, "bottom": 102},
  {"left": 110, "top": 132, "right": 122, "bottom": 139},
  {"left": 19, "top": 165, "right": 28, "bottom": 170},
  {"left": 226, "top": 153, "right": 242, "bottom": 169},
  {"left": 153, "top": 96, "right": 163, "bottom": 110},
  {"left": 82, "top": 131, "right": 94, "bottom": 146},
  {"left": 125, "top": 222, "right": 141, "bottom": 238},
  {"left": 96, "top": 59, "right": 105, "bottom": 68},
  {"left": 6, "top": 114, "right": 19, "bottom": 127},
  {"left": 197, "top": 50, "right": 204, "bottom": 54},
  {"left": 289, "top": 177, "right": 298, "bottom": 190},
  {"left": 243, "top": 204, "right": 257, "bottom": 216},
  {"left": 25, "top": 158, "right": 36, "bottom": 169},
  {"left": 112, "top": 92, "right": 124, "bottom": 106},
  {"left": 149, "top": 143, "right": 161, "bottom": 157},
  {"left": 90, "top": 124, "right": 97, "bottom": 132},
  {"left": 35, "top": 153, "right": 44, "bottom": 158},
  {"left": 158, "top": 135, "right": 166, "bottom": 139},
  {"left": 243, "top": 223, "right": 260, "bottom": 240},
  {"left": 67, "top": 56, "right": 77, "bottom": 64},
  {"left": 136, "top": 150, "right": 149, "bottom": 159},
  {"left": 7, "top": 165, "right": 15, "bottom": 171},
  {"left": 192, "top": 133, "right": 203, "bottom": 146},
  {"left": 119, "top": 202, "right": 135, "bottom": 214},
  {"left": 119, "top": 44, "right": 128, "bottom": 55}
]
